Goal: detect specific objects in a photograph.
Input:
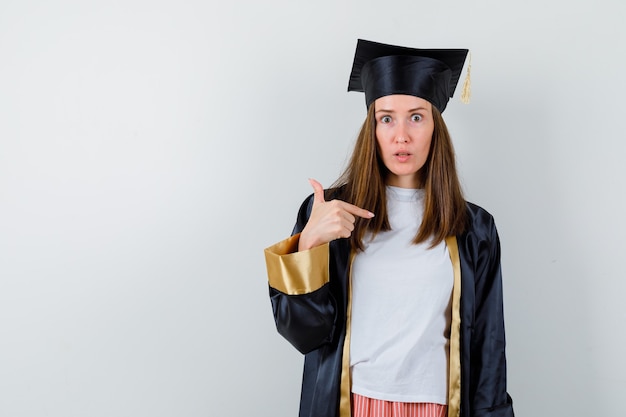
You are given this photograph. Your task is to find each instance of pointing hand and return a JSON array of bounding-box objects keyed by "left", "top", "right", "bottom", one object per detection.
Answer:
[{"left": 299, "top": 179, "right": 374, "bottom": 251}]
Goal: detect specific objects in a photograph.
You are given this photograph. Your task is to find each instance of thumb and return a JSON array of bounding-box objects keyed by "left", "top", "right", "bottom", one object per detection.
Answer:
[{"left": 308, "top": 178, "right": 326, "bottom": 205}]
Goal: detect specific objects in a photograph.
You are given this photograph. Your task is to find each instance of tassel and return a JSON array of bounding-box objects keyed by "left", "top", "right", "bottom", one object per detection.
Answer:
[{"left": 460, "top": 52, "right": 471, "bottom": 104}]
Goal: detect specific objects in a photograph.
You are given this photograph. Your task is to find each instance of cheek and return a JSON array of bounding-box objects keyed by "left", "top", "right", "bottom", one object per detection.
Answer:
[
  {"left": 375, "top": 126, "right": 393, "bottom": 147},
  {"left": 419, "top": 137, "right": 433, "bottom": 157},
  {"left": 376, "top": 138, "right": 393, "bottom": 159},
  {"left": 419, "top": 126, "right": 434, "bottom": 151},
  {"left": 422, "top": 135, "right": 433, "bottom": 150},
  {"left": 375, "top": 126, "right": 383, "bottom": 142},
  {"left": 421, "top": 139, "right": 434, "bottom": 163},
  {"left": 374, "top": 130, "right": 385, "bottom": 150}
]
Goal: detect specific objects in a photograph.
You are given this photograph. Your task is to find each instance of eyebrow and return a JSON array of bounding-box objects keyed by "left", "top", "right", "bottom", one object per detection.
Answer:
[{"left": 375, "top": 107, "right": 429, "bottom": 114}]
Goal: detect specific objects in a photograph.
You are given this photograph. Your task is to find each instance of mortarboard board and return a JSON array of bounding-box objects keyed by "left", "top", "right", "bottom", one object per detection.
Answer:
[{"left": 348, "top": 39, "right": 469, "bottom": 112}]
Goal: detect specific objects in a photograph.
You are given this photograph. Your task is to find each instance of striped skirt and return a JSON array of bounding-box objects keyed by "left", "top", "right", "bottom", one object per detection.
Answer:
[{"left": 352, "top": 393, "right": 447, "bottom": 417}]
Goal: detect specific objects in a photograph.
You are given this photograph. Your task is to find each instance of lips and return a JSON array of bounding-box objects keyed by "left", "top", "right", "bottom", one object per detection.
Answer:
[{"left": 394, "top": 151, "right": 412, "bottom": 162}]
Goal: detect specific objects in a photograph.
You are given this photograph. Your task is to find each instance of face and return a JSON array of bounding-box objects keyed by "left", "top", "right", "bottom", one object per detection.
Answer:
[{"left": 374, "top": 94, "right": 434, "bottom": 188}]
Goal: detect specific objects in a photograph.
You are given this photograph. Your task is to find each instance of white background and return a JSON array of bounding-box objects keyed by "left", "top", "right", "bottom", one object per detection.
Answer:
[{"left": 1, "top": 1, "right": 625, "bottom": 416}]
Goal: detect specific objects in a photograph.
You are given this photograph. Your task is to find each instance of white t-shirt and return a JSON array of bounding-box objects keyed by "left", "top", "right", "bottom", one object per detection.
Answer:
[{"left": 350, "top": 186, "right": 453, "bottom": 404}]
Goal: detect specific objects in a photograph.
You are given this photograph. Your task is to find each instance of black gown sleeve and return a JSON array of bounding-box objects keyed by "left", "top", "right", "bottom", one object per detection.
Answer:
[
  {"left": 265, "top": 194, "right": 338, "bottom": 354},
  {"left": 464, "top": 206, "right": 514, "bottom": 416}
]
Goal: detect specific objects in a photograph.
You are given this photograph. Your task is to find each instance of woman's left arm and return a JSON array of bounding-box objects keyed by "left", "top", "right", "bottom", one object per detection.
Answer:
[{"left": 470, "top": 217, "right": 514, "bottom": 417}]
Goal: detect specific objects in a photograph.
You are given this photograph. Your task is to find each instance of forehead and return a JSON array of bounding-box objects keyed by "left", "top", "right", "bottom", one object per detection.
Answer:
[{"left": 374, "top": 94, "right": 432, "bottom": 111}]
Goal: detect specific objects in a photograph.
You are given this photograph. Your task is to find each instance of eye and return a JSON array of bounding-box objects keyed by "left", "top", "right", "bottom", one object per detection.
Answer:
[
  {"left": 380, "top": 115, "right": 392, "bottom": 124},
  {"left": 411, "top": 114, "right": 423, "bottom": 122}
]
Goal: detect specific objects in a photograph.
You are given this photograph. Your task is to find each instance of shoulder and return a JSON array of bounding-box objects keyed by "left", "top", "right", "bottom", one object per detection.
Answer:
[
  {"left": 465, "top": 201, "right": 495, "bottom": 224},
  {"left": 462, "top": 201, "right": 499, "bottom": 242},
  {"left": 459, "top": 202, "right": 502, "bottom": 279}
]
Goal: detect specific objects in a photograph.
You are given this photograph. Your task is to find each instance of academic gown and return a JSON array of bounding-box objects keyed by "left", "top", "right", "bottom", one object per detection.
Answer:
[{"left": 264, "top": 192, "right": 514, "bottom": 417}]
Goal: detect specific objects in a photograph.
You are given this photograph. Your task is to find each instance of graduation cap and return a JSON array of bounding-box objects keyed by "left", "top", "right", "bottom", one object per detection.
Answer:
[{"left": 348, "top": 39, "right": 470, "bottom": 112}]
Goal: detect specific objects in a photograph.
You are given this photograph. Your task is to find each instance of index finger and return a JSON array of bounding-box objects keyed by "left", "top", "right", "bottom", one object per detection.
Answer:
[{"left": 338, "top": 201, "right": 375, "bottom": 219}]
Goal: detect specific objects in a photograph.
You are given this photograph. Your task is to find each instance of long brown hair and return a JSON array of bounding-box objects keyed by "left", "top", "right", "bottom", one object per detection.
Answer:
[{"left": 332, "top": 102, "right": 467, "bottom": 251}]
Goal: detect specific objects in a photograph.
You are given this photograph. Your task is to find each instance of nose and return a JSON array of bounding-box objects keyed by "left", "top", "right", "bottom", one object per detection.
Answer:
[{"left": 395, "top": 121, "right": 409, "bottom": 143}]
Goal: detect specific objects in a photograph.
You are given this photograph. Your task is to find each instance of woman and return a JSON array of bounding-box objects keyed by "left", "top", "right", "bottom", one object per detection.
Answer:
[{"left": 264, "top": 39, "right": 514, "bottom": 417}]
